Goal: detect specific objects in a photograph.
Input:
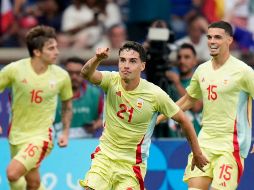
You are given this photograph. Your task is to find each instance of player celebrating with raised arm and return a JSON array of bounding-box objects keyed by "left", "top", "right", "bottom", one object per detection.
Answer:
[
  {"left": 79, "top": 41, "right": 208, "bottom": 190},
  {"left": 0, "top": 25, "right": 73, "bottom": 190}
]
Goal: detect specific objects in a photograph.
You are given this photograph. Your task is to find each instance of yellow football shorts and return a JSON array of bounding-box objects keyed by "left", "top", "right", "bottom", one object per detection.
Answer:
[
  {"left": 79, "top": 148, "right": 147, "bottom": 190},
  {"left": 10, "top": 139, "right": 53, "bottom": 171},
  {"left": 183, "top": 147, "right": 244, "bottom": 190}
]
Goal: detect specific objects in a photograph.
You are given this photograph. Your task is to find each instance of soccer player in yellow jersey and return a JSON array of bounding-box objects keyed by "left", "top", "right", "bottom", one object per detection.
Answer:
[
  {"left": 159, "top": 21, "right": 254, "bottom": 190},
  {"left": 0, "top": 26, "right": 73, "bottom": 190},
  {"left": 79, "top": 41, "right": 208, "bottom": 190}
]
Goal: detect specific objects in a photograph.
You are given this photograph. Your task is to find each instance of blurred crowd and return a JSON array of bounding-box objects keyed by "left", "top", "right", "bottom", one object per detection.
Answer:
[{"left": 1, "top": 0, "right": 254, "bottom": 54}]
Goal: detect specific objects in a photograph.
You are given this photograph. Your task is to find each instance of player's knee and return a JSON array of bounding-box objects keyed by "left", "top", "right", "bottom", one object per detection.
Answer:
[
  {"left": 26, "top": 179, "right": 41, "bottom": 190},
  {"left": 6, "top": 168, "right": 20, "bottom": 182}
]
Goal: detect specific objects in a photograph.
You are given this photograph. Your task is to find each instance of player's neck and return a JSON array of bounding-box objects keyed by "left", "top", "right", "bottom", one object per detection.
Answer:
[
  {"left": 121, "top": 78, "right": 140, "bottom": 91},
  {"left": 31, "top": 58, "right": 49, "bottom": 75},
  {"left": 212, "top": 52, "right": 230, "bottom": 70}
]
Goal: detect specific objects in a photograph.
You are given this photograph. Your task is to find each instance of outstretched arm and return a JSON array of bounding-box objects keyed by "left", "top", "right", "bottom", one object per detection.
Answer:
[
  {"left": 80, "top": 47, "right": 110, "bottom": 85},
  {"left": 171, "top": 109, "right": 209, "bottom": 171}
]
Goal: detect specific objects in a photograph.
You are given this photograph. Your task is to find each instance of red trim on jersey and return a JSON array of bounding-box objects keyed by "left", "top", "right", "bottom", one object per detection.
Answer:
[
  {"left": 132, "top": 165, "right": 144, "bottom": 190},
  {"left": 232, "top": 119, "right": 243, "bottom": 183},
  {"left": 98, "top": 95, "right": 104, "bottom": 116},
  {"left": 48, "top": 128, "right": 53, "bottom": 141},
  {"left": 91, "top": 146, "right": 101, "bottom": 159},
  {"left": 136, "top": 136, "right": 144, "bottom": 164},
  {"left": 7, "top": 122, "right": 12, "bottom": 138},
  {"left": 36, "top": 141, "right": 49, "bottom": 167}
]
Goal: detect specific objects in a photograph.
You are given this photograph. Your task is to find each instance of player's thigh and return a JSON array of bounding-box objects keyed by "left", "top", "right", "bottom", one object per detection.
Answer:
[
  {"left": 188, "top": 176, "right": 212, "bottom": 190},
  {"left": 183, "top": 148, "right": 213, "bottom": 183},
  {"left": 211, "top": 152, "right": 243, "bottom": 190},
  {"left": 13, "top": 140, "right": 53, "bottom": 171},
  {"left": 114, "top": 163, "right": 146, "bottom": 190},
  {"left": 79, "top": 151, "right": 112, "bottom": 190}
]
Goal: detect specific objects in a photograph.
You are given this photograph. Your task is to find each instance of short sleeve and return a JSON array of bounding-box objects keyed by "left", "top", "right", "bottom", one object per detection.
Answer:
[
  {"left": 0, "top": 63, "right": 14, "bottom": 92},
  {"left": 99, "top": 71, "right": 117, "bottom": 93},
  {"left": 241, "top": 66, "right": 254, "bottom": 98},
  {"left": 155, "top": 88, "right": 180, "bottom": 118},
  {"left": 59, "top": 74, "right": 73, "bottom": 101},
  {"left": 186, "top": 69, "right": 202, "bottom": 100}
]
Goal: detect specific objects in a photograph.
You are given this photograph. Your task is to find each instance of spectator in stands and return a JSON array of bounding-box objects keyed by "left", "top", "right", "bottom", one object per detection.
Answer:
[
  {"left": 37, "top": 0, "right": 62, "bottom": 32},
  {"left": 54, "top": 57, "right": 104, "bottom": 138},
  {"left": 93, "top": 23, "right": 127, "bottom": 50},
  {"left": 57, "top": 0, "right": 101, "bottom": 48},
  {"left": 165, "top": 43, "right": 202, "bottom": 137},
  {"left": 175, "top": 14, "right": 210, "bottom": 62},
  {"left": 58, "top": 0, "right": 121, "bottom": 49}
]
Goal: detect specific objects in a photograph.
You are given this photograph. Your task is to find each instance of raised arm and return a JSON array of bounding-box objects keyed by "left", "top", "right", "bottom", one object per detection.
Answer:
[
  {"left": 80, "top": 47, "right": 110, "bottom": 85},
  {"left": 171, "top": 109, "right": 209, "bottom": 171}
]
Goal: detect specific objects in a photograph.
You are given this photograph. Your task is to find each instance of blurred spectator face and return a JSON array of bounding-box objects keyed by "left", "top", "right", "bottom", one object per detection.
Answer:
[
  {"left": 109, "top": 25, "right": 127, "bottom": 49},
  {"left": 43, "top": 0, "right": 59, "bottom": 14},
  {"left": 18, "top": 15, "right": 39, "bottom": 46},
  {"left": 177, "top": 48, "right": 197, "bottom": 75},
  {"left": 188, "top": 19, "right": 203, "bottom": 41},
  {"left": 66, "top": 62, "right": 84, "bottom": 91}
]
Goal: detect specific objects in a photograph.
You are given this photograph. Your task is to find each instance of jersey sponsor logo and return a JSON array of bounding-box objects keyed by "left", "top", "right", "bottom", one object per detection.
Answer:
[{"left": 137, "top": 98, "right": 144, "bottom": 109}]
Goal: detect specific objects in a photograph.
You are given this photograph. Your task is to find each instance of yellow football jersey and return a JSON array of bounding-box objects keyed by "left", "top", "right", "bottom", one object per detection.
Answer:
[
  {"left": 0, "top": 58, "right": 73, "bottom": 144},
  {"left": 98, "top": 71, "right": 179, "bottom": 164}
]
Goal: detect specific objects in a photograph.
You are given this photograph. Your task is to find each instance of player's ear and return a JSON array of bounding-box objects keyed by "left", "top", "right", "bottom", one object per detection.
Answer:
[
  {"left": 141, "top": 62, "right": 146, "bottom": 71},
  {"left": 33, "top": 49, "right": 41, "bottom": 57},
  {"left": 227, "top": 36, "right": 233, "bottom": 45}
]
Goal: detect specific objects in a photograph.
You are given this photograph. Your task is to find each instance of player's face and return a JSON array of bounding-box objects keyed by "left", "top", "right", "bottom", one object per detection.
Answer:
[
  {"left": 39, "top": 38, "right": 59, "bottom": 65},
  {"left": 207, "top": 28, "right": 232, "bottom": 57},
  {"left": 65, "top": 62, "right": 83, "bottom": 91},
  {"left": 118, "top": 49, "right": 145, "bottom": 82},
  {"left": 177, "top": 48, "right": 197, "bottom": 75}
]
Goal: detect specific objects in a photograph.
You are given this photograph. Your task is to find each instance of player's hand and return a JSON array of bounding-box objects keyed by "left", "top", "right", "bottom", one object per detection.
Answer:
[
  {"left": 96, "top": 47, "right": 109, "bottom": 61},
  {"left": 165, "top": 70, "right": 180, "bottom": 85},
  {"left": 57, "top": 133, "right": 68, "bottom": 147},
  {"left": 191, "top": 153, "right": 209, "bottom": 172}
]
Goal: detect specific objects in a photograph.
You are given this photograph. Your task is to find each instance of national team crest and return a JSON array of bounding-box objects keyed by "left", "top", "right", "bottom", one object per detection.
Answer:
[
  {"left": 137, "top": 98, "right": 144, "bottom": 109},
  {"left": 49, "top": 80, "right": 56, "bottom": 89}
]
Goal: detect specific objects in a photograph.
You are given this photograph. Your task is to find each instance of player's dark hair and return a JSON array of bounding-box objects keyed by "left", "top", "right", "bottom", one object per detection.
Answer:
[
  {"left": 208, "top": 21, "right": 233, "bottom": 37},
  {"left": 119, "top": 41, "right": 147, "bottom": 62},
  {"left": 26, "top": 25, "right": 56, "bottom": 57}
]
